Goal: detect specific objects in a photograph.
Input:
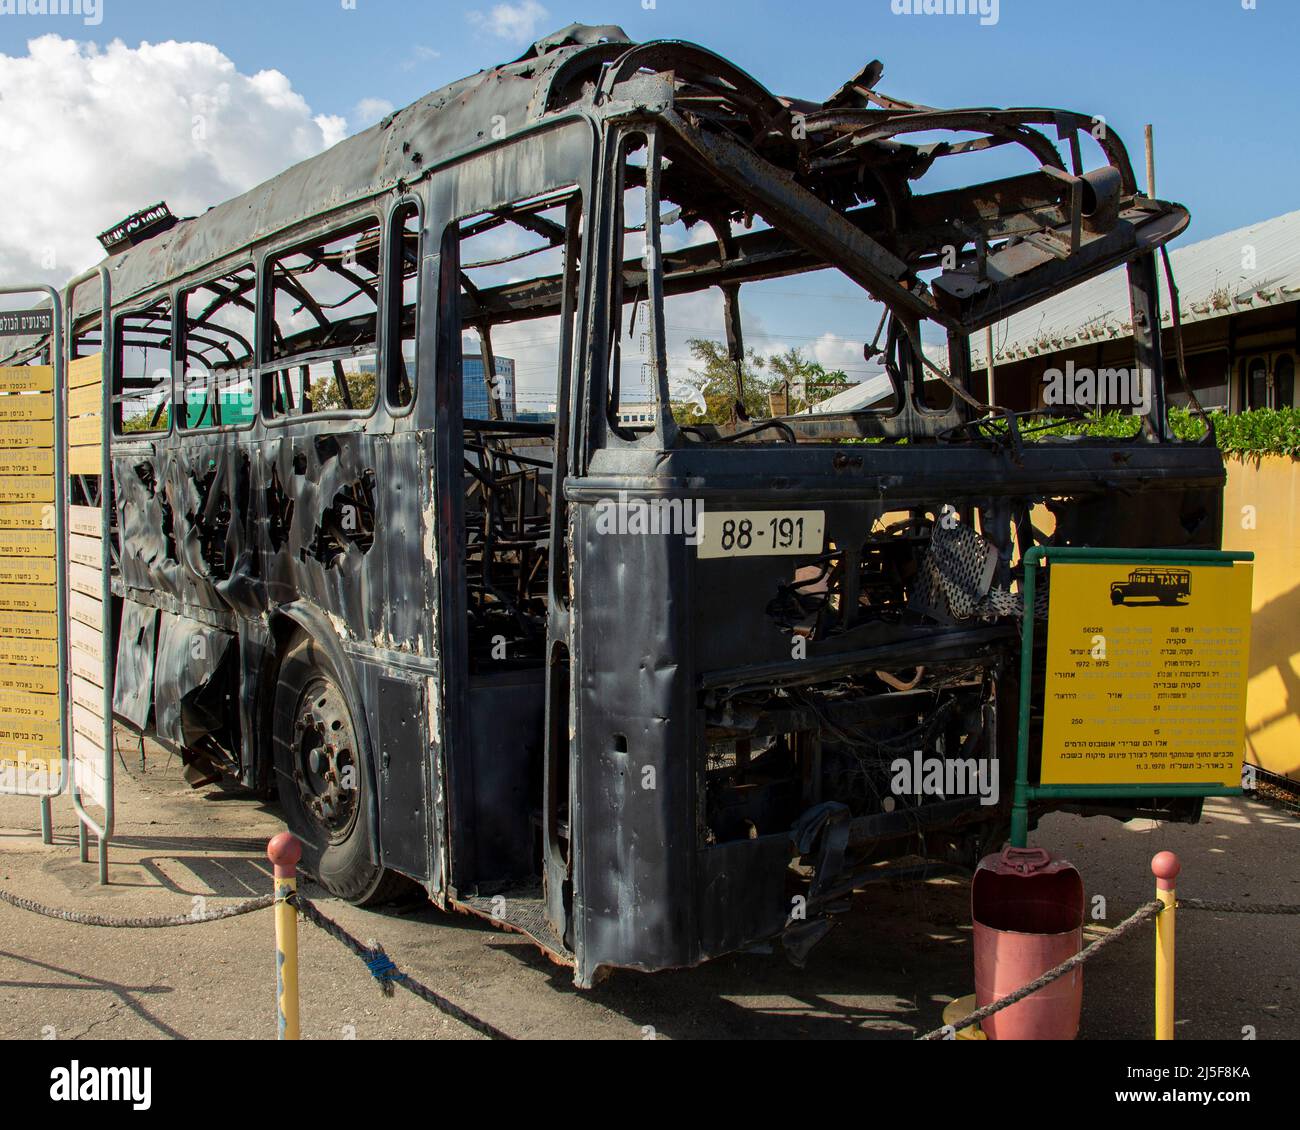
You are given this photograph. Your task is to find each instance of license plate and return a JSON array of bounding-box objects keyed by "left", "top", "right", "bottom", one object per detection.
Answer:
[{"left": 696, "top": 509, "right": 825, "bottom": 559}]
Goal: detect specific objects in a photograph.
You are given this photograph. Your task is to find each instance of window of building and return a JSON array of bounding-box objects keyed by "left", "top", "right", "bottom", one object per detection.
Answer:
[
  {"left": 180, "top": 265, "right": 256, "bottom": 429},
  {"left": 264, "top": 218, "right": 381, "bottom": 417},
  {"left": 1246, "top": 356, "right": 1269, "bottom": 410},
  {"left": 462, "top": 353, "right": 517, "bottom": 421},
  {"left": 1166, "top": 350, "right": 1228, "bottom": 411},
  {"left": 1275, "top": 353, "right": 1295, "bottom": 408},
  {"left": 114, "top": 298, "right": 172, "bottom": 435},
  {"left": 1242, "top": 352, "right": 1296, "bottom": 411}
]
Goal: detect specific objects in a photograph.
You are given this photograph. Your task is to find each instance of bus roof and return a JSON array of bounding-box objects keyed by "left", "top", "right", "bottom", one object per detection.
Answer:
[
  {"left": 58, "top": 24, "right": 633, "bottom": 331},
  {"left": 6, "top": 22, "right": 1189, "bottom": 376}
]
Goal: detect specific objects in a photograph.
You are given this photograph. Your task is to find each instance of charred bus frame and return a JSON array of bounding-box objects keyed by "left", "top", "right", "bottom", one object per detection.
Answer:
[{"left": 7, "top": 24, "right": 1226, "bottom": 985}]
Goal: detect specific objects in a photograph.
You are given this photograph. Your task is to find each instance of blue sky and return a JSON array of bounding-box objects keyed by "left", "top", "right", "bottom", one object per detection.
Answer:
[
  {"left": 1, "top": 0, "right": 1295, "bottom": 393},
  {"left": 2, "top": 0, "right": 1293, "bottom": 239}
]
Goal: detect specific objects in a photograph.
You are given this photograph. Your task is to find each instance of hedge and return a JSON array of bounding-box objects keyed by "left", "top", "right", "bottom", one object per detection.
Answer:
[{"left": 1024, "top": 407, "right": 1300, "bottom": 457}]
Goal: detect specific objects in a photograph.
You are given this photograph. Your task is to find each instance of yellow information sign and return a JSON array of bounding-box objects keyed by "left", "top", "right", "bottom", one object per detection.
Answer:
[
  {"left": 1041, "top": 562, "right": 1253, "bottom": 787},
  {"left": 0, "top": 362, "right": 65, "bottom": 797}
]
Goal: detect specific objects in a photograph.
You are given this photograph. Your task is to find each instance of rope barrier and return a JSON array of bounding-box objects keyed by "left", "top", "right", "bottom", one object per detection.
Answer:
[
  {"left": 6, "top": 843, "right": 1294, "bottom": 1044},
  {"left": 289, "top": 892, "right": 512, "bottom": 1041},
  {"left": 1178, "top": 898, "right": 1300, "bottom": 915},
  {"left": 0, "top": 886, "right": 274, "bottom": 927},
  {"left": 0, "top": 878, "right": 508, "bottom": 1039},
  {"left": 917, "top": 899, "right": 1165, "bottom": 1041}
]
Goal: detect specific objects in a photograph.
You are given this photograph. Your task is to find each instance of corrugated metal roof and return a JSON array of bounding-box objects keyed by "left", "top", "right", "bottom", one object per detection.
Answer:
[
  {"left": 807, "top": 342, "right": 950, "bottom": 413},
  {"left": 807, "top": 370, "right": 893, "bottom": 413},
  {"left": 809, "top": 208, "right": 1300, "bottom": 413},
  {"left": 971, "top": 209, "right": 1300, "bottom": 369}
]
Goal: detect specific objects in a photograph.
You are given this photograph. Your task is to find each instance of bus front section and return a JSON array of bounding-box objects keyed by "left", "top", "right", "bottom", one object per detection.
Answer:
[{"left": 561, "top": 52, "right": 1221, "bottom": 985}]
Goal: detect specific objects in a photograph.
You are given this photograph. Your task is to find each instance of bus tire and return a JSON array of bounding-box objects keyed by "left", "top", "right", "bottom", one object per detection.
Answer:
[{"left": 271, "top": 633, "right": 405, "bottom": 906}]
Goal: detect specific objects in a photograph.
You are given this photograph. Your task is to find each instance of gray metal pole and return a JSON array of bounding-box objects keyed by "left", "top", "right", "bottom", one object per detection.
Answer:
[
  {"left": 984, "top": 325, "right": 996, "bottom": 405},
  {"left": 63, "top": 265, "right": 115, "bottom": 883}
]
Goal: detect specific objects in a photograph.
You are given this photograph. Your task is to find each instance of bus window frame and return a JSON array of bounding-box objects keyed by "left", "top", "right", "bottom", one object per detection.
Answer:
[
  {"left": 598, "top": 127, "right": 676, "bottom": 452},
  {"left": 112, "top": 293, "right": 176, "bottom": 439},
  {"left": 442, "top": 185, "right": 583, "bottom": 429},
  {"left": 259, "top": 209, "right": 386, "bottom": 428},
  {"left": 385, "top": 194, "right": 424, "bottom": 419},
  {"left": 177, "top": 260, "right": 259, "bottom": 435},
  {"left": 599, "top": 122, "right": 960, "bottom": 448}
]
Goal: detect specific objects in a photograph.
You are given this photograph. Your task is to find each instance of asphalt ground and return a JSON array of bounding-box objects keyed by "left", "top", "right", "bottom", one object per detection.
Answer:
[{"left": 0, "top": 733, "right": 1295, "bottom": 1040}]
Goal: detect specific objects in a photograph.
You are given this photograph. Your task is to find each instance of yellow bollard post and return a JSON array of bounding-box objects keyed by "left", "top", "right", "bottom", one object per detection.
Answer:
[
  {"left": 268, "top": 832, "right": 303, "bottom": 1041},
  {"left": 1151, "top": 851, "right": 1180, "bottom": 1041}
]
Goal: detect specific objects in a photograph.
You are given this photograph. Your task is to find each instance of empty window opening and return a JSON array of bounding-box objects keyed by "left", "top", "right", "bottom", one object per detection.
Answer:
[
  {"left": 114, "top": 298, "right": 172, "bottom": 435},
  {"left": 181, "top": 265, "right": 256, "bottom": 429},
  {"left": 389, "top": 202, "right": 421, "bottom": 410},
  {"left": 445, "top": 188, "right": 581, "bottom": 674},
  {"left": 265, "top": 219, "right": 381, "bottom": 417}
]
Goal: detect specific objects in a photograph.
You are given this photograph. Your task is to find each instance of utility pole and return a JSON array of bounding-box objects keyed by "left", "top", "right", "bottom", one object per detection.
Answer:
[{"left": 1144, "top": 123, "right": 1156, "bottom": 197}]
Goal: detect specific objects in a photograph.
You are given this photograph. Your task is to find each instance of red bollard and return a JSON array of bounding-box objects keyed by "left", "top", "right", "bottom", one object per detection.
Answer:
[{"left": 972, "top": 846, "right": 1084, "bottom": 1040}]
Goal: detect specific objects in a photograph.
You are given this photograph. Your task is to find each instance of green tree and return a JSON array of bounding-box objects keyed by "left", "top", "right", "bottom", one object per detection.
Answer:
[
  {"left": 310, "top": 366, "right": 377, "bottom": 412},
  {"left": 767, "top": 347, "right": 849, "bottom": 412},
  {"left": 670, "top": 338, "right": 776, "bottom": 425}
]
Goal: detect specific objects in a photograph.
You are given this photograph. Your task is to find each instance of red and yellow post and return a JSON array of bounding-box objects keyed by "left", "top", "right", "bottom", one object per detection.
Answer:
[
  {"left": 1151, "top": 851, "right": 1180, "bottom": 1041},
  {"left": 268, "top": 832, "right": 302, "bottom": 1041}
]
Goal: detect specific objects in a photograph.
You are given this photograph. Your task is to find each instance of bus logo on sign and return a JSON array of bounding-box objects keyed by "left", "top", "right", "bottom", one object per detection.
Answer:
[{"left": 1110, "top": 567, "right": 1192, "bottom": 607}]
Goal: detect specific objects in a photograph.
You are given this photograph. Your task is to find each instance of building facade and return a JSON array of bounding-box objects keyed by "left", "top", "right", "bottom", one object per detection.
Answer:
[
  {"left": 463, "top": 353, "right": 516, "bottom": 421},
  {"left": 971, "top": 210, "right": 1300, "bottom": 414}
]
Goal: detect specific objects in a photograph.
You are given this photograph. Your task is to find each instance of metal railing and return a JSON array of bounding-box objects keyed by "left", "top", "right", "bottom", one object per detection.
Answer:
[
  {"left": 0, "top": 284, "right": 68, "bottom": 842},
  {"left": 62, "top": 264, "right": 115, "bottom": 884}
]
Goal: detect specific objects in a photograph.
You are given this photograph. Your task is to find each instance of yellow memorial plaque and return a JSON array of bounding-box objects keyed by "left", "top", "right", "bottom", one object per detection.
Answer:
[
  {"left": 1041, "top": 562, "right": 1253, "bottom": 787},
  {"left": 0, "top": 354, "right": 104, "bottom": 799},
  {"left": 0, "top": 365, "right": 53, "bottom": 394},
  {"left": 0, "top": 743, "right": 62, "bottom": 794}
]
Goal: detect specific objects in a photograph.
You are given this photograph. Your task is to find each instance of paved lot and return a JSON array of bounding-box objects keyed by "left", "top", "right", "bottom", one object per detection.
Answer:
[{"left": 1, "top": 736, "right": 1296, "bottom": 1040}]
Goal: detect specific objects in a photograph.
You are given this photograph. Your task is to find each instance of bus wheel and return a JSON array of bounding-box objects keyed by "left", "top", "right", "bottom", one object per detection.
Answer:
[{"left": 272, "top": 634, "right": 405, "bottom": 906}]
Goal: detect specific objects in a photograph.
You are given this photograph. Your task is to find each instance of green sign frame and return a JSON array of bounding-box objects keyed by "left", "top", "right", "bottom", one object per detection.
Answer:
[{"left": 1012, "top": 545, "right": 1255, "bottom": 847}]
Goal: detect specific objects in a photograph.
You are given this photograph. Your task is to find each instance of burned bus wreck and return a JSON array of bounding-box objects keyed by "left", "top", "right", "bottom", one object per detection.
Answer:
[{"left": 39, "top": 24, "right": 1224, "bottom": 985}]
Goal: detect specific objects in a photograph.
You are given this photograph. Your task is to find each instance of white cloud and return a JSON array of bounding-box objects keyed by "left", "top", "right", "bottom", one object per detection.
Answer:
[
  {"left": 467, "top": 1, "right": 549, "bottom": 44},
  {"left": 401, "top": 44, "right": 441, "bottom": 71},
  {"left": 0, "top": 35, "right": 347, "bottom": 288},
  {"left": 810, "top": 332, "right": 868, "bottom": 376},
  {"left": 316, "top": 114, "right": 348, "bottom": 149},
  {"left": 352, "top": 97, "right": 395, "bottom": 130}
]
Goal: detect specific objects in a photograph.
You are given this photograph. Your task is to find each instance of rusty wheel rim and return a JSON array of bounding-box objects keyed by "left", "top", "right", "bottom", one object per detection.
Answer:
[{"left": 291, "top": 675, "right": 360, "bottom": 845}]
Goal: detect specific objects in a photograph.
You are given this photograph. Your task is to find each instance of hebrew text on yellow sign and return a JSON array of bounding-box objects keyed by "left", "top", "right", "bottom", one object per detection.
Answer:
[{"left": 1041, "top": 562, "right": 1253, "bottom": 787}]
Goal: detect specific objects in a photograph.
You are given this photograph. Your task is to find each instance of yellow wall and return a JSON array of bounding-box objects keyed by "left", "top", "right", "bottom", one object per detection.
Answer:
[
  {"left": 1221, "top": 456, "right": 1300, "bottom": 781},
  {"left": 850, "top": 474, "right": 1298, "bottom": 778}
]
